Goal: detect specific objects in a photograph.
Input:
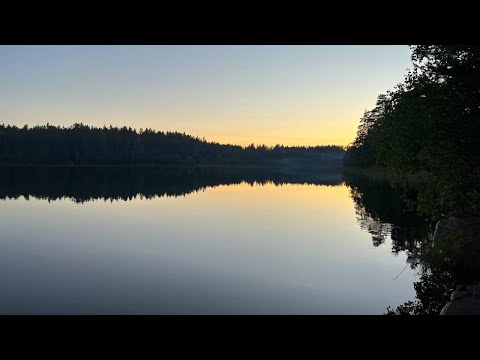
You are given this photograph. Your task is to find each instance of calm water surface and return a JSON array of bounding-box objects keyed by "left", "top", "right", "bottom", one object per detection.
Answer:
[{"left": 0, "top": 167, "right": 419, "bottom": 314}]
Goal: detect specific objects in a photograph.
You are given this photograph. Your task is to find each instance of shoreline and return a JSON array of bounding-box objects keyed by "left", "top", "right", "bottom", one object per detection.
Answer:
[{"left": 0, "top": 163, "right": 345, "bottom": 170}]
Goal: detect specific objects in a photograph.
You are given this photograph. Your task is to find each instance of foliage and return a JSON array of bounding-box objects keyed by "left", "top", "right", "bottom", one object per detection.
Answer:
[
  {"left": 385, "top": 269, "right": 453, "bottom": 315},
  {"left": 423, "top": 220, "right": 480, "bottom": 272},
  {"left": 0, "top": 123, "right": 345, "bottom": 166},
  {"left": 344, "top": 46, "right": 480, "bottom": 218}
]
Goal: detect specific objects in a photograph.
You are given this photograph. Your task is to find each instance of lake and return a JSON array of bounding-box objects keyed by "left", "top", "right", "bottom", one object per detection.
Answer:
[{"left": 0, "top": 166, "right": 426, "bottom": 314}]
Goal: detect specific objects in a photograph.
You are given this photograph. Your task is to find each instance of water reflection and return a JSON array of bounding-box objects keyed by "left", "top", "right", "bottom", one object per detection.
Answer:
[
  {"left": 343, "top": 171, "right": 480, "bottom": 314},
  {"left": 0, "top": 166, "right": 413, "bottom": 314},
  {"left": 1, "top": 166, "right": 474, "bottom": 314},
  {"left": 0, "top": 166, "right": 343, "bottom": 203},
  {"left": 344, "top": 172, "right": 430, "bottom": 266}
]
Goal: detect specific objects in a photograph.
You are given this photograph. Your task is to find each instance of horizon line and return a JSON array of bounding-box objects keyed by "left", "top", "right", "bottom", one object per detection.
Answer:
[{"left": 0, "top": 122, "right": 348, "bottom": 150}]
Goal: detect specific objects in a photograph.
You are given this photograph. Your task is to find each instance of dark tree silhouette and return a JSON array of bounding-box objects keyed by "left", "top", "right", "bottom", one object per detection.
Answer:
[
  {"left": 344, "top": 45, "right": 480, "bottom": 218},
  {"left": 0, "top": 123, "right": 345, "bottom": 166}
]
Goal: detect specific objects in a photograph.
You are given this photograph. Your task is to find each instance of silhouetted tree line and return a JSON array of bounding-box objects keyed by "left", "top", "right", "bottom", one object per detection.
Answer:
[
  {"left": 0, "top": 123, "right": 344, "bottom": 166},
  {"left": 344, "top": 46, "right": 480, "bottom": 217},
  {"left": 0, "top": 166, "right": 343, "bottom": 203}
]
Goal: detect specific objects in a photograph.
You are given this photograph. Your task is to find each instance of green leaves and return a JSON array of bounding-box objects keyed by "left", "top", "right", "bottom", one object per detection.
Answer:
[{"left": 345, "top": 45, "right": 480, "bottom": 216}]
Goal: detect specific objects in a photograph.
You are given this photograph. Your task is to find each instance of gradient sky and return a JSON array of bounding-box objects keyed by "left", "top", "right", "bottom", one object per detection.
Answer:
[{"left": 0, "top": 45, "right": 412, "bottom": 146}]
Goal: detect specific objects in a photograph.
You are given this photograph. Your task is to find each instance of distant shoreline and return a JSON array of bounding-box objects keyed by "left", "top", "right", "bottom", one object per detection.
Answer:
[{"left": 0, "top": 163, "right": 345, "bottom": 169}]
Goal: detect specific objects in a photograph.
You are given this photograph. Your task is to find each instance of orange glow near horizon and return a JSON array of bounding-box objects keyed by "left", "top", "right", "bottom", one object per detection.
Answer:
[
  {"left": 1, "top": 46, "right": 412, "bottom": 148},
  {"left": 10, "top": 118, "right": 358, "bottom": 147},
  {"left": 203, "top": 130, "right": 356, "bottom": 147}
]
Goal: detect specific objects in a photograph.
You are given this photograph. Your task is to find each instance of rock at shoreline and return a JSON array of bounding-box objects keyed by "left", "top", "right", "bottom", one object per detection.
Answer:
[
  {"left": 433, "top": 215, "right": 480, "bottom": 243},
  {"left": 433, "top": 215, "right": 480, "bottom": 314},
  {"left": 441, "top": 282, "right": 480, "bottom": 315},
  {"left": 441, "top": 294, "right": 480, "bottom": 315},
  {"left": 433, "top": 216, "right": 467, "bottom": 242},
  {"left": 450, "top": 290, "right": 472, "bottom": 301}
]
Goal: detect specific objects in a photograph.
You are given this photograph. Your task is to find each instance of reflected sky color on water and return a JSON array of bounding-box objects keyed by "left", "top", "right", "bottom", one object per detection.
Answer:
[{"left": 0, "top": 169, "right": 417, "bottom": 314}]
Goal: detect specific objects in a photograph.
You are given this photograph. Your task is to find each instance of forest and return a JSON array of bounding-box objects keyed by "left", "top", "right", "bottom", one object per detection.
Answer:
[
  {"left": 0, "top": 124, "right": 344, "bottom": 166},
  {"left": 344, "top": 45, "right": 480, "bottom": 218}
]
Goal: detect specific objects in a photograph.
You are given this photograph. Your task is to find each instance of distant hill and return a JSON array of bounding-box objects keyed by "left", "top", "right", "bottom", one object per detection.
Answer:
[{"left": 0, "top": 123, "right": 345, "bottom": 166}]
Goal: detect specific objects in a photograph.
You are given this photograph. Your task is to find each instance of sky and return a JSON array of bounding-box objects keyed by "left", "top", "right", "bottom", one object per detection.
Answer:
[{"left": 0, "top": 45, "right": 412, "bottom": 147}]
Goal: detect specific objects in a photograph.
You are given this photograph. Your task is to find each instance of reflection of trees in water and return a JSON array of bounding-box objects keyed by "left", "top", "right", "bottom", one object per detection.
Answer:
[
  {"left": 344, "top": 172, "right": 453, "bottom": 314},
  {"left": 351, "top": 187, "right": 391, "bottom": 246},
  {"left": 5, "top": 166, "right": 474, "bottom": 314},
  {"left": 356, "top": 213, "right": 392, "bottom": 247},
  {"left": 345, "top": 172, "right": 480, "bottom": 314},
  {"left": 385, "top": 269, "right": 453, "bottom": 315},
  {"left": 0, "top": 166, "right": 344, "bottom": 203},
  {"left": 345, "top": 173, "right": 429, "bottom": 269}
]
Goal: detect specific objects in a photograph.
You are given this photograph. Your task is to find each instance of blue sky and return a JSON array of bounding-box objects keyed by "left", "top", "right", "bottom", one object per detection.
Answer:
[{"left": 0, "top": 45, "right": 412, "bottom": 146}]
